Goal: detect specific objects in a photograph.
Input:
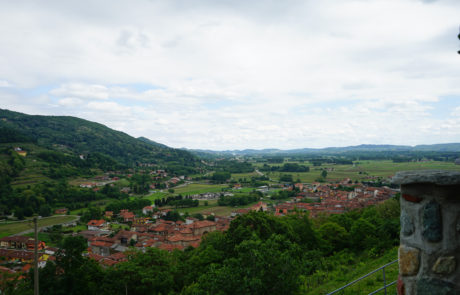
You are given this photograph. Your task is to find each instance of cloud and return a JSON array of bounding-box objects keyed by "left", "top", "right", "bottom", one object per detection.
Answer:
[
  {"left": 0, "top": 80, "right": 11, "bottom": 88},
  {"left": 1, "top": 0, "right": 460, "bottom": 149},
  {"left": 50, "top": 84, "right": 109, "bottom": 100},
  {"left": 57, "top": 97, "right": 84, "bottom": 107}
]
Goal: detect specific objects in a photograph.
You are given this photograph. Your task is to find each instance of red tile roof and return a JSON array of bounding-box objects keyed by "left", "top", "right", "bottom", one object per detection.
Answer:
[{"left": 87, "top": 220, "right": 106, "bottom": 227}]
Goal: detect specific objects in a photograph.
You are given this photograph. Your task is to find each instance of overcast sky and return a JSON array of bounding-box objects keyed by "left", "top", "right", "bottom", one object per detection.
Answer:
[{"left": 1, "top": 0, "right": 459, "bottom": 150}]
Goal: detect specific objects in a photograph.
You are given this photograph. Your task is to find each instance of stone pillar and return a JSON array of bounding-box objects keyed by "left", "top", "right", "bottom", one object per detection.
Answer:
[{"left": 392, "top": 170, "right": 460, "bottom": 295}]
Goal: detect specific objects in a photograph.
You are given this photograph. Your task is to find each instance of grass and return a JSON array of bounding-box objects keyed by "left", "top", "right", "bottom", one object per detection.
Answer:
[
  {"left": 69, "top": 199, "right": 115, "bottom": 215},
  {"left": 175, "top": 199, "right": 259, "bottom": 216},
  {"left": 0, "top": 215, "right": 79, "bottom": 238},
  {"left": 173, "top": 183, "right": 228, "bottom": 195},
  {"left": 231, "top": 172, "right": 259, "bottom": 180},
  {"left": 139, "top": 192, "right": 168, "bottom": 202},
  {"left": 302, "top": 247, "right": 399, "bottom": 295},
  {"left": 264, "top": 160, "right": 460, "bottom": 183}
]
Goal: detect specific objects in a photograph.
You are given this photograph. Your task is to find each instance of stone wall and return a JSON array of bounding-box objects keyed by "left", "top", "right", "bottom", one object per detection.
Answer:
[{"left": 393, "top": 170, "right": 460, "bottom": 295}]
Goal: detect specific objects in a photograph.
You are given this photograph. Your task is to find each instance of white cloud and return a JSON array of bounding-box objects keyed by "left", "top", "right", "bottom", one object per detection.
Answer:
[
  {"left": 0, "top": 80, "right": 11, "bottom": 88},
  {"left": 57, "top": 97, "right": 84, "bottom": 107},
  {"left": 1, "top": 0, "right": 460, "bottom": 149},
  {"left": 50, "top": 84, "right": 109, "bottom": 100}
]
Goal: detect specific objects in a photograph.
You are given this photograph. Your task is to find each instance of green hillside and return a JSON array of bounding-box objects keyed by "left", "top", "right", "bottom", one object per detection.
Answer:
[{"left": 0, "top": 109, "right": 199, "bottom": 170}]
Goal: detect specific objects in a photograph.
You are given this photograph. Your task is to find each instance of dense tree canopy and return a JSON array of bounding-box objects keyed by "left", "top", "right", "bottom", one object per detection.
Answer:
[{"left": 15, "top": 196, "right": 400, "bottom": 295}]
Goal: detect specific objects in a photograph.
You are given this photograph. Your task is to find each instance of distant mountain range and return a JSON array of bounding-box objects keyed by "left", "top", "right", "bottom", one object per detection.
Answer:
[
  {"left": 0, "top": 109, "right": 198, "bottom": 168},
  {"left": 188, "top": 143, "right": 460, "bottom": 157}
]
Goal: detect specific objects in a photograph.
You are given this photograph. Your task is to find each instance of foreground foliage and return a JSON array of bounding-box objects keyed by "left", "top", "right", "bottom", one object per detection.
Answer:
[{"left": 12, "top": 198, "right": 400, "bottom": 295}]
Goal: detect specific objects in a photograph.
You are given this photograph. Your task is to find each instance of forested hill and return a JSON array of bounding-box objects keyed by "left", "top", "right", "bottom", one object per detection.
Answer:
[{"left": 0, "top": 109, "right": 198, "bottom": 168}]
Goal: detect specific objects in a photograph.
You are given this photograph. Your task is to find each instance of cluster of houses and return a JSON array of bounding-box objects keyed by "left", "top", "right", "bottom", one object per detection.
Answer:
[
  {"left": 0, "top": 236, "right": 57, "bottom": 278},
  {"left": 0, "top": 178, "right": 396, "bottom": 278},
  {"left": 189, "top": 192, "right": 234, "bottom": 200},
  {"left": 274, "top": 180, "right": 395, "bottom": 217},
  {"left": 81, "top": 208, "right": 232, "bottom": 266}
]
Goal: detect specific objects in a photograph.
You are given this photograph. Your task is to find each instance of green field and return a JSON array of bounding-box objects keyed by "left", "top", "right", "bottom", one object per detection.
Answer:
[
  {"left": 0, "top": 215, "right": 79, "bottom": 238},
  {"left": 175, "top": 199, "right": 259, "bottom": 216},
  {"left": 173, "top": 183, "right": 228, "bottom": 194},
  {"left": 264, "top": 160, "right": 460, "bottom": 183},
  {"left": 138, "top": 192, "right": 169, "bottom": 202},
  {"left": 231, "top": 172, "right": 260, "bottom": 180}
]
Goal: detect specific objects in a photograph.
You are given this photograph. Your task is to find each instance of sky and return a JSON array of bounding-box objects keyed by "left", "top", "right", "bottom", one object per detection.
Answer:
[{"left": 0, "top": 0, "right": 460, "bottom": 150}]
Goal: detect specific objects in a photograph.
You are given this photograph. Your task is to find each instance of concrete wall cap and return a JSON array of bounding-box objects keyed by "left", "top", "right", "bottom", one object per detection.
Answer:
[{"left": 392, "top": 170, "right": 460, "bottom": 186}]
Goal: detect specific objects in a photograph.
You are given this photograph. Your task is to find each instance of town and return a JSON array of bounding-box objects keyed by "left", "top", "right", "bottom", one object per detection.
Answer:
[{"left": 0, "top": 177, "right": 395, "bottom": 274}]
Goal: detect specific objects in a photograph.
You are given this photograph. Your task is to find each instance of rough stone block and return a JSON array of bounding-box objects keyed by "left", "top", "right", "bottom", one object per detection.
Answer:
[
  {"left": 423, "top": 200, "right": 442, "bottom": 242},
  {"left": 399, "top": 245, "right": 420, "bottom": 276},
  {"left": 416, "top": 277, "right": 458, "bottom": 295},
  {"left": 397, "top": 275, "right": 405, "bottom": 295},
  {"left": 392, "top": 170, "right": 460, "bottom": 186},
  {"left": 432, "top": 256, "right": 456, "bottom": 275},
  {"left": 457, "top": 218, "right": 460, "bottom": 233},
  {"left": 401, "top": 210, "right": 415, "bottom": 236},
  {"left": 402, "top": 193, "right": 423, "bottom": 203}
]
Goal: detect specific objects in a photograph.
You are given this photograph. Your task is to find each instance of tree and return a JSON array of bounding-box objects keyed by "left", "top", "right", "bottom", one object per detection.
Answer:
[
  {"left": 350, "top": 218, "right": 377, "bottom": 250},
  {"left": 14, "top": 208, "right": 25, "bottom": 220},
  {"left": 321, "top": 170, "right": 328, "bottom": 179},
  {"left": 279, "top": 174, "right": 293, "bottom": 183},
  {"left": 39, "top": 205, "right": 52, "bottom": 217},
  {"left": 80, "top": 206, "right": 102, "bottom": 223},
  {"left": 318, "top": 222, "right": 349, "bottom": 253},
  {"left": 37, "top": 236, "right": 105, "bottom": 295},
  {"left": 211, "top": 172, "right": 231, "bottom": 183}
]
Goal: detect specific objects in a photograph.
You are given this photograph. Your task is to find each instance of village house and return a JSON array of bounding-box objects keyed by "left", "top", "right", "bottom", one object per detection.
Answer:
[
  {"left": 87, "top": 219, "right": 109, "bottom": 231},
  {"left": 113, "top": 230, "right": 138, "bottom": 247},
  {"left": 231, "top": 208, "right": 250, "bottom": 217},
  {"left": 189, "top": 220, "right": 216, "bottom": 236},
  {"left": 78, "top": 230, "right": 107, "bottom": 240},
  {"left": 0, "top": 249, "right": 48, "bottom": 268},
  {"left": 120, "top": 187, "right": 131, "bottom": 194},
  {"left": 119, "top": 209, "right": 135, "bottom": 222},
  {"left": 142, "top": 205, "right": 154, "bottom": 215},
  {"left": 54, "top": 208, "right": 68, "bottom": 214},
  {"left": 14, "top": 147, "right": 27, "bottom": 157},
  {"left": 250, "top": 201, "right": 268, "bottom": 212},
  {"left": 0, "top": 236, "right": 46, "bottom": 251},
  {"left": 168, "top": 177, "right": 181, "bottom": 185},
  {"left": 104, "top": 211, "right": 114, "bottom": 219},
  {"left": 88, "top": 236, "right": 114, "bottom": 256}
]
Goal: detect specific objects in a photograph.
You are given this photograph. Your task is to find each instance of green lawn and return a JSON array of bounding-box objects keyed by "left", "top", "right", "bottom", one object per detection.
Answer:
[
  {"left": 65, "top": 224, "right": 87, "bottom": 232},
  {"left": 231, "top": 172, "right": 259, "bottom": 180},
  {"left": 134, "top": 192, "right": 168, "bottom": 202},
  {"left": 176, "top": 199, "right": 258, "bottom": 216},
  {"left": 0, "top": 215, "right": 79, "bottom": 238},
  {"left": 173, "top": 183, "right": 228, "bottom": 195}
]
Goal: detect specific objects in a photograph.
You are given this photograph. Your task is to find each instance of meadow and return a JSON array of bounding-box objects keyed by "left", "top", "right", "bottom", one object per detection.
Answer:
[
  {"left": 261, "top": 160, "right": 460, "bottom": 183},
  {"left": 0, "top": 215, "right": 78, "bottom": 238}
]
